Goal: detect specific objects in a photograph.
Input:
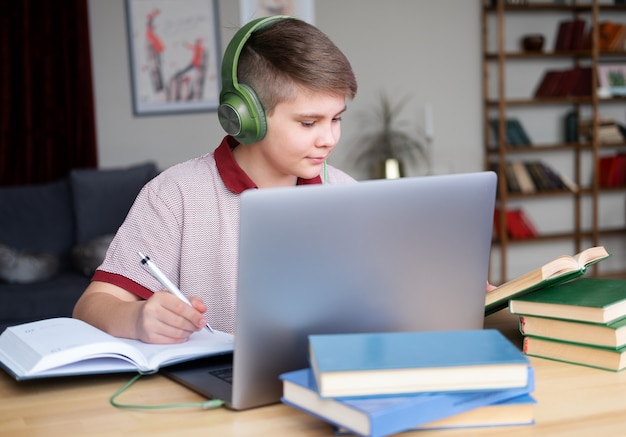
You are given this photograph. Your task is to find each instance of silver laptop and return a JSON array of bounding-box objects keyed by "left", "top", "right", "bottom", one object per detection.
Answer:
[{"left": 164, "top": 171, "right": 497, "bottom": 410}]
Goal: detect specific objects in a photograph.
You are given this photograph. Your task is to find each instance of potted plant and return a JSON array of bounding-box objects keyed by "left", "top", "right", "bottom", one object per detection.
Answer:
[{"left": 351, "top": 93, "right": 429, "bottom": 179}]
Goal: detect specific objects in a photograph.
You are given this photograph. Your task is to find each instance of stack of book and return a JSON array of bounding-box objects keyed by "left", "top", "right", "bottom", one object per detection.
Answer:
[
  {"left": 485, "top": 245, "right": 610, "bottom": 316},
  {"left": 553, "top": 18, "right": 587, "bottom": 52},
  {"left": 590, "top": 21, "right": 626, "bottom": 52},
  {"left": 509, "top": 277, "right": 626, "bottom": 372},
  {"left": 533, "top": 66, "right": 592, "bottom": 98},
  {"left": 578, "top": 117, "right": 626, "bottom": 144},
  {"left": 493, "top": 207, "right": 538, "bottom": 240},
  {"left": 598, "top": 154, "right": 626, "bottom": 188},
  {"left": 492, "top": 160, "right": 578, "bottom": 195},
  {"left": 280, "top": 330, "right": 536, "bottom": 437},
  {"left": 489, "top": 118, "right": 532, "bottom": 147}
]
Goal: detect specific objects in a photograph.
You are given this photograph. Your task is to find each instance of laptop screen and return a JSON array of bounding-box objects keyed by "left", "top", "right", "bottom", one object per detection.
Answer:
[{"left": 230, "top": 171, "right": 496, "bottom": 409}]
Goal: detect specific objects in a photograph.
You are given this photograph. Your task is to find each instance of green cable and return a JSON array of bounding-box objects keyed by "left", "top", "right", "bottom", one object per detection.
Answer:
[{"left": 110, "top": 373, "right": 224, "bottom": 410}]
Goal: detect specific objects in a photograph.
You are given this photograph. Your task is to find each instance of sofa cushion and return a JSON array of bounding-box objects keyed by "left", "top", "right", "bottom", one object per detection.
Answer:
[
  {"left": 0, "top": 243, "right": 60, "bottom": 283},
  {"left": 0, "top": 179, "right": 75, "bottom": 256},
  {"left": 0, "top": 272, "right": 91, "bottom": 333},
  {"left": 70, "top": 162, "right": 158, "bottom": 243},
  {"left": 71, "top": 234, "right": 114, "bottom": 276}
]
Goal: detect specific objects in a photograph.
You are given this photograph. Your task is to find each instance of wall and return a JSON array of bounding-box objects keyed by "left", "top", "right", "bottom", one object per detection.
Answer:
[
  {"left": 86, "top": 1, "right": 626, "bottom": 283},
  {"left": 87, "top": 0, "right": 482, "bottom": 180}
]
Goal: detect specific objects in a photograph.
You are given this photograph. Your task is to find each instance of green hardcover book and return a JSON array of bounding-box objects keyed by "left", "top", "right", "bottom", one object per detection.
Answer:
[
  {"left": 519, "top": 314, "right": 626, "bottom": 349},
  {"left": 508, "top": 119, "right": 532, "bottom": 145},
  {"left": 564, "top": 111, "right": 579, "bottom": 143},
  {"left": 490, "top": 119, "right": 516, "bottom": 145},
  {"left": 485, "top": 246, "right": 610, "bottom": 316},
  {"left": 523, "top": 335, "right": 626, "bottom": 372},
  {"left": 509, "top": 278, "right": 626, "bottom": 324}
]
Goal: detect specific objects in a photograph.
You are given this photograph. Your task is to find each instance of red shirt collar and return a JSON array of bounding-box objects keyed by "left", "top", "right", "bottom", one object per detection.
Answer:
[{"left": 214, "top": 136, "right": 322, "bottom": 194}]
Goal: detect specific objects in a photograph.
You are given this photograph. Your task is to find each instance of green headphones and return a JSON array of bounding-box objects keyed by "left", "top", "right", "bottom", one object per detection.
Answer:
[{"left": 218, "top": 15, "right": 291, "bottom": 145}]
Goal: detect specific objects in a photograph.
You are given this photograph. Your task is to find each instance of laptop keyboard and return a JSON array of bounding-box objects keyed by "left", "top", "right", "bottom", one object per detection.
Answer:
[{"left": 209, "top": 367, "right": 233, "bottom": 384}]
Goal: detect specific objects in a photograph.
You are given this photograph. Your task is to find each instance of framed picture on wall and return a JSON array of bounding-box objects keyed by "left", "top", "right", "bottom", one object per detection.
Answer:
[
  {"left": 597, "top": 64, "right": 626, "bottom": 97},
  {"left": 125, "top": 0, "right": 221, "bottom": 115},
  {"left": 239, "top": 0, "right": 315, "bottom": 25}
]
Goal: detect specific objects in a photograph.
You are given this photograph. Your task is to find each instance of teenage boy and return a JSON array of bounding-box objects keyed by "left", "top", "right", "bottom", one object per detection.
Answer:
[{"left": 73, "top": 17, "right": 358, "bottom": 343}]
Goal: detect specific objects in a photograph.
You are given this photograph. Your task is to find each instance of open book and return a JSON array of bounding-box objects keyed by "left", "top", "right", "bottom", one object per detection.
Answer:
[
  {"left": 485, "top": 246, "right": 610, "bottom": 316},
  {"left": 0, "top": 318, "right": 234, "bottom": 380}
]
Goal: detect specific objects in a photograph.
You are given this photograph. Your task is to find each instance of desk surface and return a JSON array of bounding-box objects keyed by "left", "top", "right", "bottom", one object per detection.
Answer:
[{"left": 2, "top": 311, "right": 626, "bottom": 437}]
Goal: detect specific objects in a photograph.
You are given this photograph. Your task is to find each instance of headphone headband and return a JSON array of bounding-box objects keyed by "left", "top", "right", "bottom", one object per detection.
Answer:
[
  {"left": 220, "top": 15, "right": 290, "bottom": 94},
  {"left": 218, "top": 16, "right": 292, "bottom": 144}
]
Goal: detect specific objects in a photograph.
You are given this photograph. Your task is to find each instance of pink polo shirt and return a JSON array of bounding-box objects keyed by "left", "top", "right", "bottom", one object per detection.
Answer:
[{"left": 93, "top": 136, "right": 355, "bottom": 333}]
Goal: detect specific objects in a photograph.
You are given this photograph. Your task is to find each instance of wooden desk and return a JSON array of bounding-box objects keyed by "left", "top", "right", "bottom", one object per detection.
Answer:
[{"left": 2, "top": 311, "right": 626, "bottom": 437}]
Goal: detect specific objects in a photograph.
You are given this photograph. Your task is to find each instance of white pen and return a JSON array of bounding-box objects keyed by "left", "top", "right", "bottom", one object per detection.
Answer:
[{"left": 138, "top": 252, "right": 214, "bottom": 333}]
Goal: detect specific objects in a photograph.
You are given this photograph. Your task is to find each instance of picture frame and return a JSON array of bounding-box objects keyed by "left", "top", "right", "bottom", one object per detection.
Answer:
[
  {"left": 597, "top": 63, "right": 626, "bottom": 97},
  {"left": 125, "top": 0, "right": 221, "bottom": 116},
  {"left": 239, "top": 0, "right": 315, "bottom": 25}
]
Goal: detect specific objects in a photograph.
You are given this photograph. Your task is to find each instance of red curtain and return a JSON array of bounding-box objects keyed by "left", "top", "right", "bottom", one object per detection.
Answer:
[{"left": 0, "top": 0, "right": 97, "bottom": 186}]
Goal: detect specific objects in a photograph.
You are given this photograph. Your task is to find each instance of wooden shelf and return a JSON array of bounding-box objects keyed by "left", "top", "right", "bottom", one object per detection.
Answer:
[
  {"left": 492, "top": 227, "right": 626, "bottom": 246},
  {"left": 482, "top": 0, "right": 626, "bottom": 282},
  {"left": 486, "top": 143, "right": 589, "bottom": 153},
  {"left": 486, "top": 96, "right": 626, "bottom": 106},
  {"left": 485, "top": 50, "right": 626, "bottom": 59},
  {"left": 484, "top": 3, "right": 626, "bottom": 13}
]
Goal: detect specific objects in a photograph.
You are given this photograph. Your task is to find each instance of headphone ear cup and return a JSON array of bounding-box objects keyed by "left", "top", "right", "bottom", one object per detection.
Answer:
[
  {"left": 239, "top": 83, "right": 267, "bottom": 143},
  {"left": 217, "top": 84, "right": 267, "bottom": 145}
]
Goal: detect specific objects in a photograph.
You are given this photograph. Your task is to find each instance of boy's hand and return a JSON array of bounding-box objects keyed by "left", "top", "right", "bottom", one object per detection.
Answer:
[{"left": 135, "top": 291, "right": 208, "bottom": 344}]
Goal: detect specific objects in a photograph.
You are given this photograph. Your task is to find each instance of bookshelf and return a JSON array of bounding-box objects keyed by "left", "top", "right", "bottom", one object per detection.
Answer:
[{"left": 482, "top": 0, "right": 626, "bottom": 283}]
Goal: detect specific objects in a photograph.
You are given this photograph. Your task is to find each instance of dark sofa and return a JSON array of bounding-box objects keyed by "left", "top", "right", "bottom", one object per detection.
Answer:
[{"left": 0, "top": 162, "right": 159, "bottom": 332}]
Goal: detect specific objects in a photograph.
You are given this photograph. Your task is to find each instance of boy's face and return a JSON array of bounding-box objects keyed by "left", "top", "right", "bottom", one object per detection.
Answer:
[{"left": 258, "top": 91, "right": 346, "bottom": 182}]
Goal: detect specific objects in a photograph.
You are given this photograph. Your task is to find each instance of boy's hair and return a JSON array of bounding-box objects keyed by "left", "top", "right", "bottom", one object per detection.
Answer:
[{"left": 237, "top": 18, "right": 357, "bottom": 115}]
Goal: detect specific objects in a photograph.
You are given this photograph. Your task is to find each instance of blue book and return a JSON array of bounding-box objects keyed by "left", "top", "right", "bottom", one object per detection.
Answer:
[
  {"left": 280, "top": 368, "right": 535, "bottom": 437},
  {"left": 308, "top": 329, "right": 529, "bottom": 398},
  {"left": 333, "top": 394, "right": 536, "bottom": 435}
]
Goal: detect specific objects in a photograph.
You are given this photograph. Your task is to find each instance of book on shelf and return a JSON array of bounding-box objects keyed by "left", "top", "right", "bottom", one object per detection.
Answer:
[
  {"left": 579, "top": 117, "right": 625, "bottom": 144},
  {"left": 499, "top": 161, "right": 574, "bottom": 195},
  {"left": 554, "top": 19, "right": 586, "bottom": 51},
  {"left": 570, "top": 66, "right": 593, "bottom": 96},
  {"left": 489, "top": 118, "right": 532, "bottom": 147},
  {"left": 565, "top": 111, "right": 579, "bottom": 143},
  {"left": 607, "top": 24, "right": 626, "bottom": 51},
  {"left": 554, "top": 19, "right": 575, "bottom": 52},
  {"left": 531, "top": 161, "right": 568, "bottom": 191},
  {"left": 511, "top": 161, "right": 536, "bottom": 194},
  {"left": 308, "top": 329, "right": 530, "bottom": 399},
  {"left": 595, "top": 21, "right": 626, "bottom": 52},
  {"left": 509, "top": 278, "right": 626, "bottom": 325},
  {"left": 484, "top": 246, "right": 610, "bottom": 316},
  {"left": 493, "top": 208, "right": 537, "bottom": 240},
  {"left": 519, "top": 314, "right": 626, "bottom": 350},
  {"left": 533, "top": 70, "right": 564, "bottom": 97},
  {"left": 523, "top": 336, "right": 626, "bottom": 372},
  {"left": 599, "top": 155, "right": 614, "bottom": 187},
  {"left": 524, "top": 162, "right": 553, "bottom": 192},
  {"left": 534, "top": 67, "right": 592, "bottom": 98},
  {"left": 493, "top": 162, "right": 520, "bottom": 193},
  {"left": 280, "top": 368, "right": 535, "bottom": 437},
  {"left": 554, "top": 68, "right": 580, "bottom": 96},
  {"left": 500, "top": 208, "right": 538, "bottom": 240},
  {"left": 522, "top": 162, "right": 545, "bottom": 191},
  {"left": 332, "top": 394, "right": 536, "bottom": 435},
  {"left": 0, "top": 317, "right": 234, "bottom": 380},
  {"left": 509, "top": 119, "right": 532, "bottom": 145},
  {"left": 552, "top": 166, "right": 579, "bottom": 193},
  {"left": 609, "top": 154, "right": 626, "bottom": 187},
  {"left": 598, "top": 154, "right": 626, "bottom": 188},
  {"left": 570, "top": 19, "right": 587, "bottom": 51}
]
